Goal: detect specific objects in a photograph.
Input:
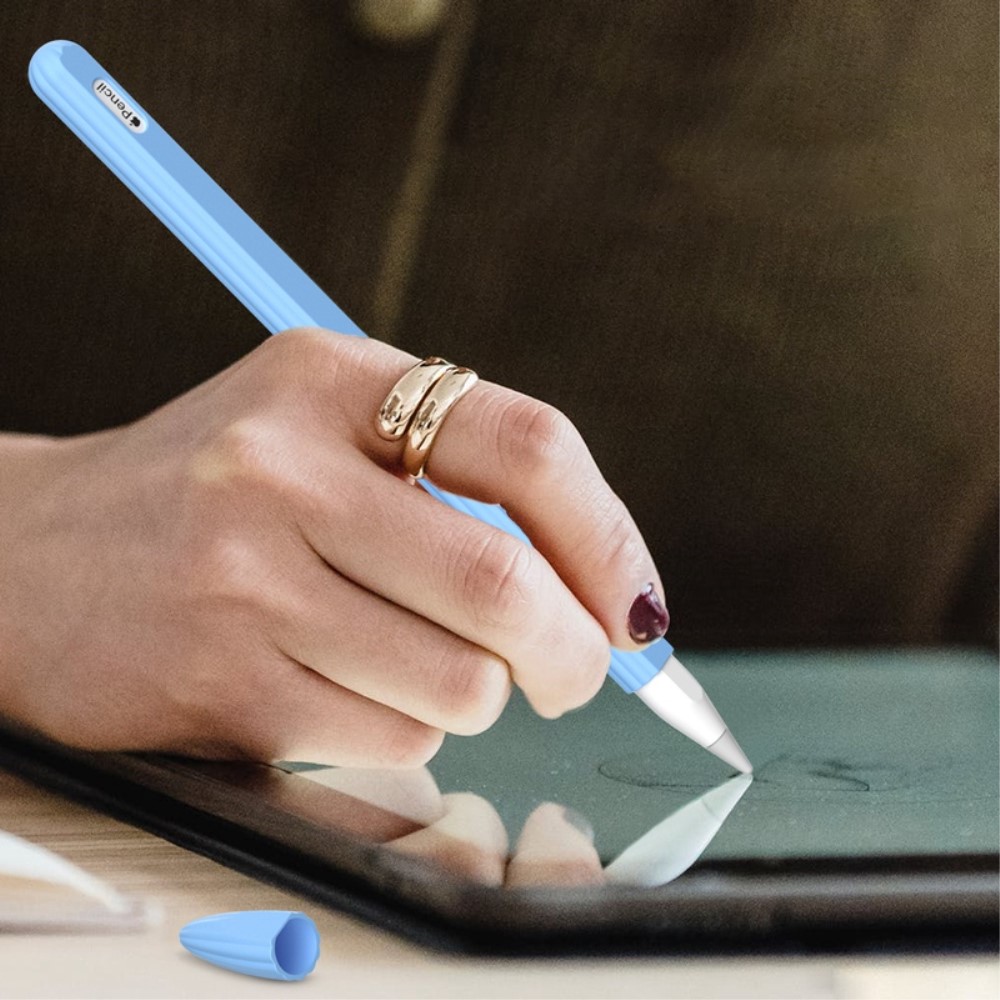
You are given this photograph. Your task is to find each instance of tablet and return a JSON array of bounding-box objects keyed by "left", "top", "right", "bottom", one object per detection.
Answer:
[{"left": 0, "top": 649, "right": 996, "bottom": 954}]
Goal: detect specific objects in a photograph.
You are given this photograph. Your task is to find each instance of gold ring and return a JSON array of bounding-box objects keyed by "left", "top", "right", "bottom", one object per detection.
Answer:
[
  {"left": 402, "top": 366, "right": 479, "bottom": 479},
  {"left": 375, "top": 356, "right": 455, "bottom": 442}
]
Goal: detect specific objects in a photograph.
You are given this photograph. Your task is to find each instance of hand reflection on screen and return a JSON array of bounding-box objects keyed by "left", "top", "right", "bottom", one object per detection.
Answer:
[
  {"left": 294, "top": 766, "right": 751, "bottom": 889},
  {"left": 296, "top": 765, "right": 601, "bottom": 887}
]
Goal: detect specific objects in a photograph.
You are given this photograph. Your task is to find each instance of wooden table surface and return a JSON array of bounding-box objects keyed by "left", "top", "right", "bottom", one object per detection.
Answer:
[{"left": 0, "top": 768, "right": 995, "bottom": 1000}]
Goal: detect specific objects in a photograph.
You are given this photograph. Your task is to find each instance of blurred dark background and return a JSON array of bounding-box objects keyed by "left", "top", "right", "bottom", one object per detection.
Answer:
[{"left": 1, "top": 1, "right": 996, "bottom": 649}]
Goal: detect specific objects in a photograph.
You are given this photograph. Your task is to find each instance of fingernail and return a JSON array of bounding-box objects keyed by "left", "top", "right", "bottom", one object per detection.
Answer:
[
  {"left": 561, "top": 807, "right": 595, "bottom": 842},
  {"left": 627, "top": 583, "right": 669, "bottom": 643}
]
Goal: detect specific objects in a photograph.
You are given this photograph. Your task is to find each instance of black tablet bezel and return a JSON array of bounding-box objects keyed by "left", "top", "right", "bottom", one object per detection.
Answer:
[{"left": 0, "top": 718, "right": 995, "bottom": 956}]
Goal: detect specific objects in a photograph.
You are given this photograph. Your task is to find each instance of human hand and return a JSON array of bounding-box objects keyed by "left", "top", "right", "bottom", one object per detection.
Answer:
[
  {"left": 299, "top": 765, "right": 603, "bottom": 887},
  {"left": 0, "top": 329, "right": 668, "bottom": 764}
]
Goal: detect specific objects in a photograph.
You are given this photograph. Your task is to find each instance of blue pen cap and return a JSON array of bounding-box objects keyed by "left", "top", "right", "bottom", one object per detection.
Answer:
[{"left": 179, "top": 910, "right": 319, "bottom": 981}]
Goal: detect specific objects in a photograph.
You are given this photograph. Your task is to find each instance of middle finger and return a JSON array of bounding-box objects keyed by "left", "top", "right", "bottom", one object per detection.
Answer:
[{"left": 298, "top": 452, "right": 612, "bottom": 718}]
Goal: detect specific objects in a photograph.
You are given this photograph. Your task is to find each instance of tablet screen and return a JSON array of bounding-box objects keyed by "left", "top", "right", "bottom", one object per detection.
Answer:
[
  {"left": 2, "top": 649, "right": 996, "bottom": 950},
  {"left": 286, "top": 649, "right": 999, "bottom": 888}
]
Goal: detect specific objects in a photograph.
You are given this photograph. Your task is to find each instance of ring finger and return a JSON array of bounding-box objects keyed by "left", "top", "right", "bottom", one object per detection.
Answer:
[
  {"left": 269, "top": 546, "right": 513, "bottom": 735},
  {"left": 297, "top": 452, "right": 612, "bottom": 719}
]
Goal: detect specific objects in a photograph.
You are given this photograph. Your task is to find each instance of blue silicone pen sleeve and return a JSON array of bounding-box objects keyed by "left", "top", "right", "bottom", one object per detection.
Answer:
[{"left": 27, "top": 39, "right": 669, "bottom": 694}]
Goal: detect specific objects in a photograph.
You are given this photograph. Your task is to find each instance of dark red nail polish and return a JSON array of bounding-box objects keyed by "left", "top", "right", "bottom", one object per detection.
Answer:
[{"left": 627, "top": 583, "right": 669, "bottom": 643}]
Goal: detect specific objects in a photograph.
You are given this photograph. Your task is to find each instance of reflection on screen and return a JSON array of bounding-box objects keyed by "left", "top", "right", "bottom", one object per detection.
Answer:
[
  {"left": 284, "top": 651, "right": 998, "bottom": 887},
  {"left": 290, "top": 764, "right": 751, "bottom": 888}
]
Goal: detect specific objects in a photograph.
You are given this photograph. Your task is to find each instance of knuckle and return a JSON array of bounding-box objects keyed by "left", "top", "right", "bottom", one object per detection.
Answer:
[
  {"left": 256, "top": 328, "right": 389, "bottom": 430},
  {"left": 235, "top": 713, "right": 323, "bottom": 764},
  {"left": 185, "top": 419, "right": 308, "bottom": 527},
  {"left": 253, "top": 327, "right": 344, "bottom": 400},
  {"left": 220, "top": 690, "right": 299, "bottom": 762},
  {"left": 188, "top": 418, "right": 279, "bottom": 492},
  {"left": 193, "top": 535, "right": 256, "bottom": 594},
  {"left": 170, "top": 661, "right": 271, "bottom": 760},
  {"left": 266, "top": 325, "right": 337, "bottom": 365},
  {"left": 377, "top": 718, "right": 446, "bottom": 768},
  {"left": 461, "top": 532, "right": 537, "bottom": 634},
  {"left": 162, "top": 659, "right": 217, "bottom": 722},
  {"left": 588, "top": 500, "right": 647, "bottom": 576},
  {"left": 183, "top": 535, "right": 268, "bottom": 620},
  {"left": 497, "top": 398, "right": 580, "bottom": 481},
  {"left": 434, "top": 646, "right": 512, "bottom": 735},
  {"left": 532, "top": 620, "right": 610, "bottom": 718}
]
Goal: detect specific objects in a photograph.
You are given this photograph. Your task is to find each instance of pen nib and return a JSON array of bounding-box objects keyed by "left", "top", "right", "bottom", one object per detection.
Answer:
[{"left": 707, "top": 729, "right": 753, "bottom": 774}]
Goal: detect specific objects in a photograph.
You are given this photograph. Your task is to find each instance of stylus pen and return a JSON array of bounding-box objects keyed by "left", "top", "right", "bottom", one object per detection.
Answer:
[{"left": 28, "top": 40, "right": 751, "bottom": 774}]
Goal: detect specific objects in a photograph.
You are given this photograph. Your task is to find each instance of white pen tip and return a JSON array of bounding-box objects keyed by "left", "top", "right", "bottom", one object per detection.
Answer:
[{"left": 707, "top": 729, "right": 753, "bottom": 774}]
